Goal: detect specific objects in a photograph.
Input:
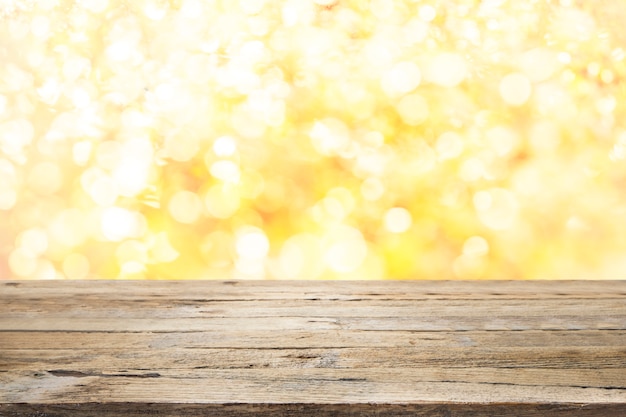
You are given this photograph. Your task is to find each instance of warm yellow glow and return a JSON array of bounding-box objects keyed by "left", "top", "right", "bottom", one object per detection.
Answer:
[
  {"left": 2, "top": 0, "right": 626, "bottom": 279},
  {"left": 499, "top": 73, "right": 532, "bottom": 107},
  {"left": 384, "top": 208, "right": 413, "bottom": 234},
  {"left": 168, "top": 190, "right": 203, "bottom": 224},
  {"left": 236, "top": 227, "right": 270, "bottom": 261},
  {"left": 62, "top": 252, "right": 90, "bottom": 279},
  {"left": 101, "top": 207, "right": 145, "bottom": 242}
]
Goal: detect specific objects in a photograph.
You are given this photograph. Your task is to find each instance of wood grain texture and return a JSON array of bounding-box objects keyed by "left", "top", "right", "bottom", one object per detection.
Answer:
[{"left": 1, "top": 280, "right": 625, "bottom": 416}]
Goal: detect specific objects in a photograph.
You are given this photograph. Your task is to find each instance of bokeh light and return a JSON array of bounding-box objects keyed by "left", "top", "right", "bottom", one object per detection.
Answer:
[{"left": 1, "top": 0, "right": 626, "bottom": 279}]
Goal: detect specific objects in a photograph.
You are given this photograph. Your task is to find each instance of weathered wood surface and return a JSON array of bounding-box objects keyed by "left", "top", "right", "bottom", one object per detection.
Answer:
[{"left": 1, "top": 280, "right": 625, "bottom": 416}]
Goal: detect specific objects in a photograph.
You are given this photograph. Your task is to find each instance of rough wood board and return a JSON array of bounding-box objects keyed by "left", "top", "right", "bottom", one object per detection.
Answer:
[{"left": 1, "top": 280, "right": 625, "bottom": 416}]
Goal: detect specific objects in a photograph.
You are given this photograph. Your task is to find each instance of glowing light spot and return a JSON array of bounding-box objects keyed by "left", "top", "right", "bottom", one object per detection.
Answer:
[
  {"left": 473, "top": 190, "right": 492, "bottom": 211},
  {"left": 179, "top": 0, "right": 204, "bottom": 17},
  {"left": 236, "top": 227, "right": 270, "bottom": 261},
  {"left": 34, "top": 260, "right": 57, "bottom": 280},
  {"left": 217, "top": 66, "right": 261, "bottom": 93},
  {"left": 96, "top": 141, "right": 122, "bottom": 170},
  {"left": 381, "top": 61, "right": 421, "bottom": 97},
  {"left": 210, "top": 160, "right": 241, "bottom": 183},
  {"left": 239, "top": 170, "right": 265, "bottom": 199},
  {"left": 37, "top": 79, "right": 62, "bottom": 105},
  {"left": 31, "top": 16, "right": 51, "bottom": 40},
  {"left": 609, "top": 132, "right": 626, "bottom": 162},
  {"left": 9, "top": 248, "right": 38, "bottom": 277},
  {"left": 163, "top": 130, "right": 199, "bottom": 162},
  {"left": 314, "top": 0, "right": 337, "bottom": 6},
  {"left": 27, "top": 162, "right": 62, "bottom": 195},
  {"left": 566, "top": 216, "right": 589, "bottom": 232},
  {"left": 112, "top": 138, "right": 153, "bottom": 197},
  {"left": 436, "top": 132, "right": 464, "bottom": 160},
  {"left": 520, "top": 48, "right": 558, "bottom": 82},
  {"left": 35, "top": 0, "right": 59, "bottom": 11},
  {"left": 427, "top": 53, "right": 467, "bottom": 87},
  {"left": 364, "top": 38, "right": 396, "bottom": 68},
  {"left": 278, "top": 234, "right": 324, "bottom": 279},
  {"left": 329, "top": 187, "right": 355, "bottom": 214},
  {"left": 213, "top": 136, "right": 238, "bottom": 157},
  {"left": 239, "top": 0, "right": 266, "bottom": 14},
  {"left": 113, "top": 162, "right": 150, "bottom": 197},
  {"left": 81, "top": 0, "right": 109, "bottom": 13},
  {"left": 73, "top": 141, "right": 92, "bottom": 166},
  {"left": 396, "top": 93, "right": 429, "bottom": 125},
  {"left": 0, "top": 118, "right": 34, "bottom": 155},
  {"left": 587, "top": 62, "right": 601, "bottom": 77},
  {"left": 360, "top": 178, "right": 385, "bottom": 201},
  {"left": 486, "top": 126, "right": 519, "bottom": 156},
  {"left": 419, "top": 5, "right": 436, "bottom": 22},
  {"left": 310, "top": 118, "right": 351, "bottom": 156},
  {"left": 452, "top": 254, "right": 485, "bottom": 278},
  {"left": 63, "top": 253, "right": 90, "bottom": 279},
  {"left": 601, "top": 70, "right": 614, "bottom": 84},
  {"left": 463, "top": 236, "right": 489, "bottom": 257},
  {"left": 105, "top": 41, "right": 134, "bottom": 62},
  {"left": 363, "top": 131, "right": 384, "bottom": 148},
  {"left": 69, "top": 86, "right": 91, "bottom": 108},
  {"left": 62, "top": 56, "right": 91, "bottom": 81},
  {"left": 384, "top": 207, "right": 413, "bottom": 233},
  {"left": 459, "top": 158, "right": 485, "bottom": 182},
  {"left": 116, "top": 240, "right": 149, "bottom": 265},
  {"left": 149, "top": 232, "right": 179, "bottom": 263},
  {"left": 282, "top": 0, "right": 315, "bottom": 26},
  {"left": 319, "top": 197, "right": 346, "bottom": 221},
  {"left": 168, "top": 190, "right": 203, "bottom": 224},
  {"left": 19, "top": 228, "right": 48, "bottom": 256},
  {"left": 611, "top": 48, "right": 625, "bottom": 62},
  {"left": 499, "top": 73, "right": 531, "bottom": 106},
  {"left": 82, "top": 170, "right": 119, "bottom": 207},
  {"left": 596, "top": 96, "right": 616, "bottom": 115},
  {"left": 323, "top": 226, "right": 368, "bottom": 273},
  {"left": 143, "top": 0, "right": 168, "bottom": 20},
  {"left": 356, "top": 147, "right": 392, "bottom": 176},
  {"left": 101, "top": 207, "right": 145, "bottom": 242},
  {"left": 118, "top": 261, "right": 145, "bottom": 277},
  {"left": 153, "top": 83, "right": 191, "bottom": 112},
  {"left": 551, "top": 8, "right": 595, "bottom": 42},
  {"left": 48, "top": 209, "right": 87, "bottom": 248},
  {"left": 370, "top": 0, "right": 395, "bottom": 19},
  {"left": 557, "top": 52, "right": 571, "bottom": 64},
  {"left": 204, "top": 184, "right": 240, "bottom": 219},
  {"left": 0, "top": 188, "right": 17, "bottom": 210},
  {"left": 235, "top": 258, "right": 266, "bottom": 278},
  {"left": 231, "top": 103, "right": 266, "bottom": 139},
  {"left": 0, "top": 159, "right": 17, "bottom": 210},
  {"left": 473, "top": 188, "right": 519, "bottom": 230}
]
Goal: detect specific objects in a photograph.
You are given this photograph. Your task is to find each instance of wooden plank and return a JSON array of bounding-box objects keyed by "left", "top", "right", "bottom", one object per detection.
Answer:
[
  {"left": 2, "top": 280, "right": 625, "bottom": 300},
  {"left": 2, "top": 315, "right": 624, "bottom": 331},
  {"left": 1, "top": 280, "right": 625, "bottom": 416},
  {"left": 3, "top": 347, "right": 626, "bottom": 370},
  {"left": 1, "top": 368, "right": 625, "bottom": 404},
  {"left": 1, "top": 403, "right": 624, "bottom": 417},
  {"left": 2, "top": 329, "right": 624, "bottom": 349},
  {"left": 3, "top": 298, "right": 626, "bottom": 319}
]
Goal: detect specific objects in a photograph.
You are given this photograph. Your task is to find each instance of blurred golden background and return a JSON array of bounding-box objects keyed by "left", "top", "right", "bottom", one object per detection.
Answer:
[{"left": 1, "top": 0, "right": 626, "bottom": 279}]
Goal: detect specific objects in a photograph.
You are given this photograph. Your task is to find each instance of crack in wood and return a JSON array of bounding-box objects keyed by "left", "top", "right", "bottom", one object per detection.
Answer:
[{"left": 47, "top": 370, "right": 161, "bottom": 379}]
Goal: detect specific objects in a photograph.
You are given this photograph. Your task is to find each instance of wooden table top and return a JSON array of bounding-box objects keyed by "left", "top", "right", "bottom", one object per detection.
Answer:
[{"left": 1, "top": 280, "right": 625, "bottom": 416}]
